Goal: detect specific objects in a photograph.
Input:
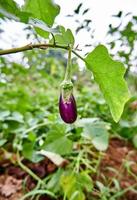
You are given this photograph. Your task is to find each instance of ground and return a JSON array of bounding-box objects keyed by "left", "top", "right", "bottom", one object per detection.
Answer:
[{"left": 0, "top": 138, "right": 137, "bottom": 200}]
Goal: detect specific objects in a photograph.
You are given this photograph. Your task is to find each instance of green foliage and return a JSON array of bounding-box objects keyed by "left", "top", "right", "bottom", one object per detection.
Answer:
[
  {"left": 23, "top": 0, "right": 60, "bottom": 38},
  {"left": 46, "top": 169, "right": 64, "bottom": 193},
  {"left": 60, "top": 171, "right": 93, "bottom": 200},
  {"left": 85, "top": 45, "right": 130, "bottom": 122},
  {"left": 52, "top": 26, "right": 75, "bottom": 46},
  {"left": 42, "top": 124, "right": 73, "bottom": 155},
  {"left": 0, "top": 0, "right": 29, "bottom": 22},
  {"left": 77, "top": 118, "right": 110, "bottom": 151},
  {"left": 23, "top": 0, "right": 60, "bottom": 26},
  {"left": 29, "top": 18, "right": 60, "bottom": 34},
  {"left": 0, "top": 0, "right": 60, "bottom": 37},
  {"left": 0, "top": 0, "right": 21, "bottom": 19}
]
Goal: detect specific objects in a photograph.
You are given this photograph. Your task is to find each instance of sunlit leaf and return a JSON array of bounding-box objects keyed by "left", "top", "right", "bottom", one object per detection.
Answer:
[
  {"left": 42, "top": 124, "right": 73, "bottom": 155},
  {"left": 85, "top": 45, "right": 130, "bottom": 122},
  {"left": 60, "top": 173, "right": 85, "bottom": 200},
  {"left": 53, "top": 26, "right": 75, "bottom": 46},
  {"left": 23, "top": 0, "right": 60, "bottom": 38},
  {"left": 79, "top": 118, "right": 110, "bottom": 151},
  {"left": 0, "top": 139, "right": 7, "bottom": 147},
  {"left": 44, "top": 136, "right": 73, "bottom": 155}
]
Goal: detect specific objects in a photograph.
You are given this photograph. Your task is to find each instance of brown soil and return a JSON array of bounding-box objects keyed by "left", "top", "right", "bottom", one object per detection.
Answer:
[
  {"left": 97, "top": 138, "right": 137, "bottom": 200},
  {"left": 0, "top": 138, "right": 137, "bottom": 200}
]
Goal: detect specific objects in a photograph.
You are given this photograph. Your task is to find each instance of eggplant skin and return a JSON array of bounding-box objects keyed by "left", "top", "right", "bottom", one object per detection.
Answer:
[{"left": 59, "top": 94, "right": 77, "bottom": 124}]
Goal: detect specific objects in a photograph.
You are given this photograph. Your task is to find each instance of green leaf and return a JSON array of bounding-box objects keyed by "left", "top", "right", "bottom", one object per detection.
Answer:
[
  {"left": 0, "top": 0, "right": 20, "bottom": 19},
  {"left": 0, "top": 0, "right": 30, "bottom": 22},
  {"left": 60, "top": 173, "right": 77, "bottom": 199},
  {"left": 28, "top": 132, "right": 36, "bottom": 142},
  {"left": 22, "top": 141, "right": 43, "bottom": 162},
  {"left": 60, "top": 173, "right": 85, "bottom": 200},
  {"left": 23, "top": 0, "right": 60, "bottom": 38},
  {"left": 0, "top": 139, "right": 7, "bottom": 147},
  {"left": 77, "top": 172, "right": 93, "bottom": 193},
  {"left": 85, "top": 45, "right": 130, "bottom": 122},
  {"left": 77, "top": 118, "right": 110, "bottom": 151},
  {"left": 43, "top": 124, "right": 73, "bottom": 155},
  {"left": 0, "top": 110, "right": 10, "bottom": 120},
  {"left": 47, "top": 169, "right": 64, "bottom": 193},
  {"left": 22, "top": 141, "right": 34, "bottom": 160},
  {"left": 60, "top": 171, "right": 92, "bottom": 200},
  {"left": 70, "top": 191, "right": 85, "bottom": 200},
  {"left": 44, "top": 136, "right": 72, "bottom": 155},
  {"left": 29, "top": 18, "right": 60, "bottom": 34},
  {"left": 23, "top": 0, "right": 60, "bottom": 26},
  {"left": 54, "top": 26, "right": 75, "bottom": 46},
  {"left": 83, "top": 123, "right": 109, "bottom": 151},
  {"left": 6, "top": 112, "right": 24, "bottom": 123},
  {"left": 92, "top": 129, "right": 109, "bottom": 151}
]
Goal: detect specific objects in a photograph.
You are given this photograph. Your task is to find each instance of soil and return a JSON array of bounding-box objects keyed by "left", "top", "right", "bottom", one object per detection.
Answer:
[
  {"left": 0, "top": 138, "right": 137, "bottom": 200},
  {"left": 97, "top": 138, "right": 137, "bottom": 200}
]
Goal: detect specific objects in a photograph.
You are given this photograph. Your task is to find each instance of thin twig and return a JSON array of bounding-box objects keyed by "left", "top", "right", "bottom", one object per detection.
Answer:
[
  {"left": 17, "top": 151, "right": 44, "bottom": 185},
  {"left": 0, "top": 43, "right": 85, "bottom": 62}
]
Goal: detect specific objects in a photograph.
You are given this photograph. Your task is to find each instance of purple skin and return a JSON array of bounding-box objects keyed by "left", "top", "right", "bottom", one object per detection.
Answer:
[{"left": 59, "top": 93, "right": 77, "bottom": 124}]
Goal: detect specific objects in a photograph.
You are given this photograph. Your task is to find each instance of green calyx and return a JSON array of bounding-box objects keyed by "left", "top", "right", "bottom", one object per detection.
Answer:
[
  {"left": 60, "top": 80, "right": 73, "bottom": 101},
  {"left": 60, "top": 80, "right": 73, "bottom": 90}
]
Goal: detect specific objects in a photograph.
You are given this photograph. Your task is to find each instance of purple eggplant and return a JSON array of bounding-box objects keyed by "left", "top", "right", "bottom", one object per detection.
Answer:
[{"left": 59, "top": 93, "right": 77, "bottom": 124}]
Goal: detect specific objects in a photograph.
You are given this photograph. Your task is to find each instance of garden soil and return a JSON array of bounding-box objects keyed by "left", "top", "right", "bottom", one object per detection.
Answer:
[{"left": 0, "top": 138, "right": 137, "bottom": 200}]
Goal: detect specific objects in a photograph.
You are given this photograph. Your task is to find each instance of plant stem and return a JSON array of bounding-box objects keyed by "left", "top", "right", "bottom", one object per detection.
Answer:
[
  {"left": 0, "top": 43, "right": 67, "bottom": 55},
  {"left": 17, "top": 151, "right": 44, "bottom": 185},
  {"left": 64, "top": 47, "right": 72, "bottom": 81},
  {"left": 19, "top": 189, "right": 56, "bottom": 200},
  {"left": 110, "top": 183, "right": 137, "bottom": 199},
  {"left": 0, "top": 43, "right": 85, "bottom": 62},
  {"left": 22, "top": 122, "right": 48, "bottom": 135},
  {"left": 72, "top": 49, "right": 85, "bottom": 62}
]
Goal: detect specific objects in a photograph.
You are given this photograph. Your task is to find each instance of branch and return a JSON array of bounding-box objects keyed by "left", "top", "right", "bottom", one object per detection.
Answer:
[
  {"left": 0, "top": 43, "right": 85, "bottom": 62},
  {"left": 17, "top": 151, "right": 44, "bottom": 185}
]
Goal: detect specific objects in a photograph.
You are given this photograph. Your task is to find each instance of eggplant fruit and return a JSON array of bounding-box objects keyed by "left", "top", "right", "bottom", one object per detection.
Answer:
[{"left": 59, "top": 93, "right": 77, "bottom": 123}]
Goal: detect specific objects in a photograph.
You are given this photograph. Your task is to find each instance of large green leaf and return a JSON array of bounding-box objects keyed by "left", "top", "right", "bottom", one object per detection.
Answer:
[
  {"left": 23, "top": 0, "right": 60, "bottom": 38},
  {"left": 85, "top": 45, "right": 130, "bottom": 122},
  {"left": 77, "top": 118, "right": 110, "bottom": 151},
  {"left": 83, "top": 123, "right": 109, "bottom": 151},
  {"left": 44, "top": 136, "right": 73, "bottom": 155},
  {"left": 42, "top": 124, "right": 73, "bottom": 155}
]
